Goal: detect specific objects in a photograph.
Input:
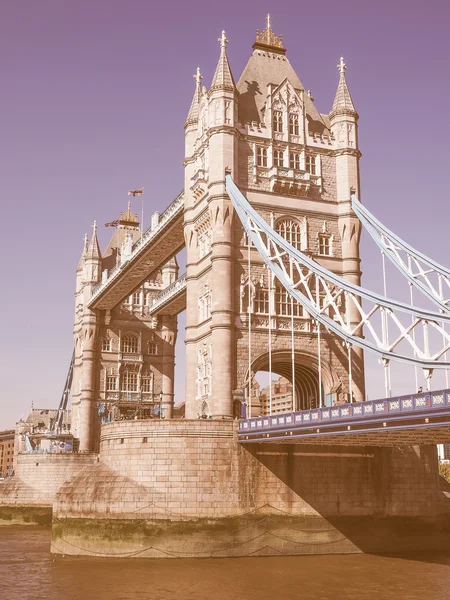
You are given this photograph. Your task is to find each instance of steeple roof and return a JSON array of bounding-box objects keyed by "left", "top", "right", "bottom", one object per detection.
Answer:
[
  {"left": 330, "top": 57, "right": 358, "bottom": 120},
  {"left": 118, "top": 202, "right": 139, "bottom": 226},
  {"left": 77, "top": 233, "right": 89, "bottom": 271},
  {"left": 86, "top": 221, "right": 101, "bottom": 260},
  {"left": 186, "top": 67, "right": 203, "bottom": 126},
  {"left": 210, "top": 30, "right": 236, "bottom": 92},
  {"left": 253, "top": 14, "right": 286, "bottom": 55}
]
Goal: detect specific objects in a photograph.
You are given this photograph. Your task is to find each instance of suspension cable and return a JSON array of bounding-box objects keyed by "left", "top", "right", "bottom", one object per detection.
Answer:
[
  {"left": 348, "top": 343, "right": 353, "bottom": 403},
  {"left": 315, "top": 277, "right": 322, "bottom": 408},
  {"left": 381, "top": 251, "right": 392, "bottom": 397},
  {"left": 438, "top": 274, "right": 449, "bottom": 389},
  {"left": 408, "top": 264, "right": 419, "bottom": 392},
  {"left": 247, "top": 228, "right": 252, "bottom": 418},
  {"left": 268, "top": 267, "right": 273, "bottom": 415},
  {"left": 290, "top": 259, "right": 296, "bottom": 412}
]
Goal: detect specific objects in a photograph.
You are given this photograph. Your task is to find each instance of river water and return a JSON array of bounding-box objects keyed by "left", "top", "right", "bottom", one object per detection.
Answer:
[{"left": 2, "top": 527, "right": 450, "bottom": 600}]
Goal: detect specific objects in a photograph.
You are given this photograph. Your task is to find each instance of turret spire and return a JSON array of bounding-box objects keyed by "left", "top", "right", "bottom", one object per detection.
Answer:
[
  {"left": 77, "top": 233, "right": 89, "bottom": 271},
  {"left": 87, "top": 220, "right": 101, "bottom": 259},
  {"left": 210, "top": 30, "right": 235, "bottom": 92},
  {"left": 185, "top": 66, "right": 203, "bottom": 126},
  {"left": 330, "top": 56, "right": 357, "bottom": 119}
]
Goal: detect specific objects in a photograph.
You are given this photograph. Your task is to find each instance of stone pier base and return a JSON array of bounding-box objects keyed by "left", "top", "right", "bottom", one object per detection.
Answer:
[{"left": 49, "top": 420, "right": 450, "bottom": 558}]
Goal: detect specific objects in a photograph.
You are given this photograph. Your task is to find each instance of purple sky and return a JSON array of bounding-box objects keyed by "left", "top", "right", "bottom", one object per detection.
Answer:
[{"left": 1, "top": 0, "right": 449, "bottom": 428}]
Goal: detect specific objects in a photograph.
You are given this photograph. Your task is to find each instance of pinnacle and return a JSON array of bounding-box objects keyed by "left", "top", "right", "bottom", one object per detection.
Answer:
[
  {"left": 185, "top": 67, "right": 203, "bottom": 126},
  {"left": 330, "top": 57, "right": 357, "bottom": 120},
  {"left": 86, "top": 221, "right": 101, "bottom": 260},
  {"left": 210, "top": 30, "right": 236, "bottom": 92}
]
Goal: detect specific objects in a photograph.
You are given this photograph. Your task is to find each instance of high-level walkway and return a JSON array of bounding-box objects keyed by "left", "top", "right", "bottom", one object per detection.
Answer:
[
  {"left": 148, "top": 273, "right": 187, "bottom": 316},
  {"left": 238, "top": 389, "right": 450, "bottom": 446},
  {"left": 88, "top": 191, "right": 185, "bottom": 310}
]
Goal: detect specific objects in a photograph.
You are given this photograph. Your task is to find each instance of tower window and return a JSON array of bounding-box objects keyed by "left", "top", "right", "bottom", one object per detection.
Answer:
[
  {"left": 141, "top": 373, "right": 152, "bottom": 393},
  {"left": 121, "top": 370, "right": 138, "bottom": 392},
  {"left": 289, "top": 153, "right": 300, "bottom": 170},
  {"left": 102, "top": 337, "right": 112, "bottom": 352},
  {"left": 273, "top": 110, "right": 283, "bottom": 133},
  {"left": 306, "top": 155, "right": 316, "bottom": 175},
  {"left": 148, "top": 342, "right": 159, "bottom": 355},
  {"left": 289, "top": 113, "right": 299, "bottom": 135},
  {"left": 318, "top": 235, "right": 331, "bottom": 256},
  {"left": 132, "top": 291, "right": 141, "bottom": 305},
  {"left": 106, "top": 376, "right": 117, "bottom": 391},
  {"left": 256, "top": 147, "right": 268, "bottom": 167},
  {"left": 276, "top": 219, "right": 302, "bottom": 251},
  {"left": 121, "top": 333, "right": 139, "bottom": 353},
  {"left": 255, "top": 288, "right": 269, "bottom": 314},
  {"left": 276, "top": 287, "right": 303, "bottom": 317},
  {"left": 273, "top": 149, "right": 284, "bottom": 167}
]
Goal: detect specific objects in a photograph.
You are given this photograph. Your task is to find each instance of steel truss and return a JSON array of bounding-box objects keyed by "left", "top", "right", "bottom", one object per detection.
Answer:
[
  {"left": 226, "top": 175, "right": 450, "bottom": 370},
  {"left": 352, "top": 195, "right": 450, "bottom": 313}
]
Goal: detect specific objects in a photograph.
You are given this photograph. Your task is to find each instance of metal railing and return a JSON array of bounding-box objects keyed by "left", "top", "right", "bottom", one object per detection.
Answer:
[
  {"left": 90, "top": 190, "right": 184, "bottom": 300},
  {"left": 239, "top": 388, "right": 450, "bottom": 435},
  {"left": 149, "top": 273, "right": 187, "bottom": 314}
]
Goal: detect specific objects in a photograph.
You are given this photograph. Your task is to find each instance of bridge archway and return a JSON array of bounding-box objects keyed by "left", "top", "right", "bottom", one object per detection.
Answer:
[{"left": 248, "top": 350, "right": 340, "bottom": 412}]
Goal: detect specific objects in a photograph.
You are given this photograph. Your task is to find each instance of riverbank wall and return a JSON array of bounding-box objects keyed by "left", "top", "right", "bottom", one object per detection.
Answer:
[{"left": 50, "top": 420, "right": 450, "bottom": 558}]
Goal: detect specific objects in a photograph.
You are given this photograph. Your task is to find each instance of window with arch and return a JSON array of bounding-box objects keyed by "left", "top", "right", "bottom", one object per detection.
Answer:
[
  {"left": 273, "top": 110, "right": 283, "bottom": 133},
  {"left": 289, "top": 113, "right": 299, "bottom": 135},
  {"left": 276, "top": 219, "right": 302, "bottom": 251},
  {"left": 318, "top": 234, "right": 331, "bottom": 256},
  {"left": 141, "top": 369, "right": 153, "bottom": 393},
  {"left": 121, "top": 368, "right": 138, "bottom": 392},
  {"left": 132, "top": 290, "right": 141, "bottom": 305},
  {"left": 256, "top": 147, "right": 268, "bottom": 167},
  {"left": 121, "top": 333, "right": 139, "bottom": 354},
  {"left": 273, "top": 149, "right": 284, "bottom": 167},
  {"left": 148, "top": 341, "right": 158, "bottom": 355},
  {"left": 276, "top": 287, "right": 303, "bottom": 317},
  {"left": 289, "top": 152, "right": 300, "bottom": 170},
  {"left": 255, "top": 288, "right": 269, "bottom": 314},
  {"left": 306, "top": 155, "right": 316, "bottom": 175}
]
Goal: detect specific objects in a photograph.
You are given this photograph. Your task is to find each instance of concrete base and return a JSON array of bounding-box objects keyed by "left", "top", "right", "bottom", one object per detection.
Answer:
[
  {"left": 49, "top": 420, "right": 450, "bottom": 558},
  {"left": 0, "top": 505, "right": 52, "bottom": 526}
]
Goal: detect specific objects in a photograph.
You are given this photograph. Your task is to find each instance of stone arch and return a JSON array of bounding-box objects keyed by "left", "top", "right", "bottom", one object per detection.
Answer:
[{"left": 248, "top": 349, "right": 341, "bottom": 411}]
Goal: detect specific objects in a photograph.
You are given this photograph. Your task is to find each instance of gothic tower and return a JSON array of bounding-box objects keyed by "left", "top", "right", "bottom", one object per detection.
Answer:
[{"left": 183, "top": 17, "right": 365, "bottom": 418}]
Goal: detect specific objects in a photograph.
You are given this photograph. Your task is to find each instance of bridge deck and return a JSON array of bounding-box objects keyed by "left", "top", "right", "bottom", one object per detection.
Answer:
[
  {"left": 148, "top": 273, "right": 187, "bottom": 316},
  {"left": 88, "top": 192, "right": 185, "bottom": 310},
  {"left": 238, "top": 389, "right": 450, "bottom": 446}
]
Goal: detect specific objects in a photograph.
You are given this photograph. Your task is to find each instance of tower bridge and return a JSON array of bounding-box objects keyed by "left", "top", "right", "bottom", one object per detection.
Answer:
[{"left": 4, "top": 16, "right": 450, "bottom": 559}]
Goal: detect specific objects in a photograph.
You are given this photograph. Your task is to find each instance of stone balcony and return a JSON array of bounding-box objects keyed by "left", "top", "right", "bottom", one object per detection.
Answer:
[{"left": 257, "top": 166, "right": 321, "bottom": 196}]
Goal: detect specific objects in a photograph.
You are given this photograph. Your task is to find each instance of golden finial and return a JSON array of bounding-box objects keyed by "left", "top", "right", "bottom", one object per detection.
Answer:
[{"left": 254, "top": 15, "right": 285, "bottom": 52}]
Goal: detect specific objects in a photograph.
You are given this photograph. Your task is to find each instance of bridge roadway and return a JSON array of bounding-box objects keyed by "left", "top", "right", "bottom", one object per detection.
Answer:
[
  {"left": 88, "top": 191, "right": 185, "bottom": 311},
  {"left": 238, "top": 389, "right": 450, "bottom": 446}
]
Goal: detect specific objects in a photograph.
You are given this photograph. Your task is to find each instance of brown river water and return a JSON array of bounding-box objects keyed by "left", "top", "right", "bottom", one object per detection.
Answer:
[{"left": 1, "top": 527, "right": 450, "bottom": 600}]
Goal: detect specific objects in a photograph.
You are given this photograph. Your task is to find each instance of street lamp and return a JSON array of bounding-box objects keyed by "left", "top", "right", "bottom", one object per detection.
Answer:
[{"left": 159, "top": 391, "right": 163, "bottom": 419}]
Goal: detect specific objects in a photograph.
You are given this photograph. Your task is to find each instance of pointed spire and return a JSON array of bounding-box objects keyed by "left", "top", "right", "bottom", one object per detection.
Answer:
[
  {"left": 186, "top": 66, "right": 203, "bottom": 125},
  {"left": 210, "top": 30, "right": 236, "bottom": 92},
  {"left": 330, "top": 57, "right": 358, "bottom": 120},
  {"left": 77, "top": 233, "right": 89, "bottom": 271},
  {"left": 86, "top": 220, "right": 101, "bottom": 259}
]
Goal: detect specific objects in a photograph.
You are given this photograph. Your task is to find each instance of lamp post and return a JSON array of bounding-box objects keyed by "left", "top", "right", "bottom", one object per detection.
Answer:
[{"left": 159, "top": 391, "right": 163, "bottom": 419}]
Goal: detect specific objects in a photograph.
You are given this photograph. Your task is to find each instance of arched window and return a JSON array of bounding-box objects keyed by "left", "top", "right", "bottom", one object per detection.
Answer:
[
  {"left": 148, "top": 342, "right": 158, "bottom": 355},
  {"left": 289, "top": 113, "right": 299, "bottom": 135},
  {"left": 276, "top": 287, "right": 303, "bottom": 317},
  {"left": 121, "top": 368, "right": 138, "bottom": 392},
  {"left": 273, "top": 110, "right": 283, "bottom": 133},
  {"left": 255, "top": 288, "right": 269, "bottom": 314},
  {"left": 132, "top": 290, "right": 141, "bottom": 305},
  {"left": 101, "top": 337, "right": 112, "bottom": 352},
  {"left": 289, "top": 152, "right": 300, "bottom": 170},
  {"left": 276, "top": 219, "right": 302, "bottom": 251},
  {"left": 121, "top": 333, "right": 139, "bottom": 353},
  {"left": 273, "top": 149, "right": 284, "bottom": 167},
  {"left": 141, "top": 369, "right": 153, "bottom": 393},
  {"left": 306, "top": 155, "right": 316, "bottom": 175}
]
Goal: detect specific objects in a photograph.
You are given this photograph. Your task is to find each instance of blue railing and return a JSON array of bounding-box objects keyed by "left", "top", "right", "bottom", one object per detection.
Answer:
[{"left": 239, "top": 388, "right": 450, "bottom": 435}]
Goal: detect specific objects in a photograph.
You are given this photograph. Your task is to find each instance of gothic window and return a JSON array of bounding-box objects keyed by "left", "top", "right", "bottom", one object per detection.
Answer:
[
  {"left": 276, "top": 287, "right": 303, "bottom": 317},
  {"left": 289, "top": 113, "right": 299, "bottom": 135},
  {"left": 306, "top": 155, "right": 316, "bottom": 175},
  {"left": 276, "top": 219, "right": 302, "bottom": 251},
  {"left": 145, "top": 293, "right": 152, "bottom": 306},
  {"left": 196, "top": 345, "right": 212, "bottom": 398},
  {"left": 148, "top": 342, "right": 158, "bottom": 355},
  {"left": 198, "top": 293, "right": 212, "bottom": 322},
  {"left": 255, "top": 288, "right": 269, "bottom": 314},
  {"left": 132, "top": 290, "right": 141, "bottom": 305},
  {"left": 102, "top": 337, "right": 112, "bottom": 352},
  {"left": 198, "top": 231, "right": 212, "bottom": 259},
  {"left": 121, "top": 333, "right": 139, "bottom": 354},
  {"left": 273, "top": 149, "right": 284, "bottom": 167},
  {"left": 141, "top": 370, "right": 153, "bottom": 393},
  {"left": 121, "top": 369, "right": 138, "bottom": 392},
  {"left": 289, "top": 152, "right": 300, "bottom": 170},
  {"left": 318, "top": 234, "right": 331, "bottom": 256},
  {"left": 256, "top": 147, "right": 268, "bottom": 167},
  {"left": 106, "top": 375, "right": 117, "bottom": 391},
  {"left": 273, "top": 110, "right": 283, "bottom": 133}
]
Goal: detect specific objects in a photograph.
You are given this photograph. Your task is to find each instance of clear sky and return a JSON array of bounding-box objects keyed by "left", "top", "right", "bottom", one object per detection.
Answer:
[{"left": 1, "top": 0, "right": 449, "bottom": 428}]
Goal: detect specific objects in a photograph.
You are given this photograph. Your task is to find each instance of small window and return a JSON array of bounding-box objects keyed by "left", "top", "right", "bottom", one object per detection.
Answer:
[
  {"left": 256, "top": 147, "right": 268, "bottom": 167},
  {"left": 106, "top": 376, "right": 117, "bottom": 391},
  {"left": 132, "top": 290, "right": 141, "bottom": 305},
  {"left": 289, "top": 113, "right": 299, "bottom": 135},
  {"left": 273, "top": 149, "right": 284, "bottom": 167},
  {"left": 289, "top": 153, "right": 300, "bottom": 170},
  {"left": 276, "top": 219, "right": 302, "bottom": 251},
  {"left": 319, "top": 235, "right": 331, "bottom": 256},
  {"left": 142, "top": 437, "right": 148, "bottom": 443},
  {"left": 121, "top": 370, "right": 138, "bottom": 392},
  {"left": 120, "top": 438, "right": 124, "bottom": 444},
  {"left": 255, "top": 288, "right": 269, "bottom": 314},
  {"left": 306, "top": 155, "right": 316, "bottom": 175},
  {"left": 273, "top": 110, "right": 283, "bottom": 133},
  {"left": 102, "top": 337, "right": 112, "bottom": 352},
  {"left": 148, "top": 342, "right": 158, "bottom": 356}
]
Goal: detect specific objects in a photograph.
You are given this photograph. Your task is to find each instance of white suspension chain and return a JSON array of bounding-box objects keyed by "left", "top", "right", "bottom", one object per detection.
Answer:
[
  {"left": 247, "top": 228, "right": 252, "bottom": 418},
  {"left": 268, "top": 267, "right": 273, "bottom": 415},
  {"left": 290, "top": 259, "right": 296, "bottom": 412}
]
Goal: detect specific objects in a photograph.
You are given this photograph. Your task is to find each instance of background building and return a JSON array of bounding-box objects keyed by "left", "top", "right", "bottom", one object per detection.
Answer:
[{"left": 0, "top": 430, "right": 14, "bottom": 477}]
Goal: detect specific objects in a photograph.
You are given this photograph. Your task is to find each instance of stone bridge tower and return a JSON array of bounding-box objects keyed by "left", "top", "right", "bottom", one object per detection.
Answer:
[{"left": 183, "top": 17, "right": 364, "bottom": 419}]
